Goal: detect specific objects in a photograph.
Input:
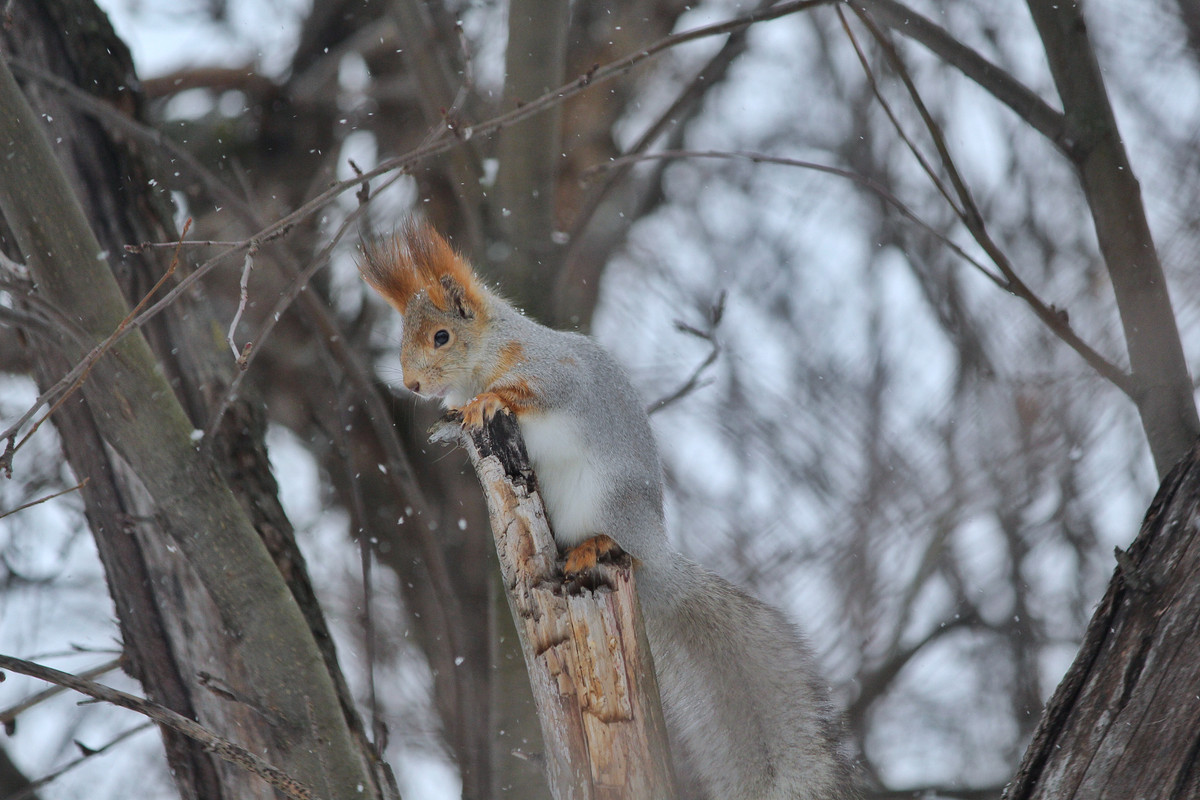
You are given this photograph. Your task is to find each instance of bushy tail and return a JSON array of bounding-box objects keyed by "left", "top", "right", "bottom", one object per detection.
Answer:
[{"left": 637, "top": 558, "right": 857, "bottom": 800}]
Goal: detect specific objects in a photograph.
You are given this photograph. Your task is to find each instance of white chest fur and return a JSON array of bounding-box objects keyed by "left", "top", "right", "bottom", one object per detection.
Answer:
[{"left": 518, "top": 409, "right": 607, "bottom": 547}]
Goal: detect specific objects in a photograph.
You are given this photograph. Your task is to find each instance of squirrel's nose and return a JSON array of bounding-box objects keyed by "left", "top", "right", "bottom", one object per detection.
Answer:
[{"left": 405, "top": 379, "right": 421, "bottom": 394}]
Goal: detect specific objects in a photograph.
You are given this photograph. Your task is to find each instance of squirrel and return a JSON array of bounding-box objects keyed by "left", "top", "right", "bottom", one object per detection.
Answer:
[{"left": 360, "top": 219, "right": 857, "bottom": 800}]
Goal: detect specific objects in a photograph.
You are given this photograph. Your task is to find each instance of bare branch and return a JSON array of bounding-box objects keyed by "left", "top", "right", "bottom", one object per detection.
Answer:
[
  {"left": 836, "top": 6, "right": 963, "bottom": 216},
  {"left": 5, "top": 723, "right": 154, "bottom": 800},
  {"left": 227, "top": 246, "right": 257, "bottom": 369},
  {"left": 9, "top": 0, "right": 839, "bottom": 362},
  {"left": 0, "top": 478, "right": 89, "bottom": 522},
  {"left": 841, "top": 12, "right": 1141, "bottom": 401},
  {"left": 648, "top": 293, "right": 726, "bottom": 416},
  {"left": 849, "top": 0, "right": 1067, "bottom": 149},
  {"left": 198, "top": 174, "right": 401, "bottom": 448},
  {"left": 588, "top": 149, "right": 1007, "bottom": 287},
  {"left": 0, "top": 656, "right": 120, "bottom": 731},
  {"left": 0, "top": 220, "right": 189, "bottom": 464},
  {"left": 0, "top": 655, "right": 316, "bottom": 800}
]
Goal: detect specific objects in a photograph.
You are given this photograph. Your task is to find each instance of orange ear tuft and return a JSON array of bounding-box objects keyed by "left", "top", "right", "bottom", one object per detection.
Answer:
[{"left": 359, "top": 219, "right": 484, "bottom": 316}]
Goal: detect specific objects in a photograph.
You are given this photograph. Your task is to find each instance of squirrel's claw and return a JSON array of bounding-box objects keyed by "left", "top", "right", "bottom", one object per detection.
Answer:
[
  {"left": 562, "top": 534, "right": 623, "bottom": 584},
  {"left": 459, "top": 392, "right": 507, "bottom": 429}
]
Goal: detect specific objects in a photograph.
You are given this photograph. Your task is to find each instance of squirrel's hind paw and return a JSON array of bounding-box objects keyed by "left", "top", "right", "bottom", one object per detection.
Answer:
[{"left": 562, "top": 534, "right": 624, "bottom": 590}]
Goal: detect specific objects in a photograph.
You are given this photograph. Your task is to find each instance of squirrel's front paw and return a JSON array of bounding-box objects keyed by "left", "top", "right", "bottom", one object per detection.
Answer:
[
  {"left": 458, "top": 392, "right": 507, "bottom": 429},
  {"left": 563, "top": 534, "right": 624, "bottom": 583}
]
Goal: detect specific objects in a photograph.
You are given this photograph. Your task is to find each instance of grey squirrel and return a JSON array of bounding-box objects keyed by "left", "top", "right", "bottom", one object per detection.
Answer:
[{"left": 360, "top": 219, "right": 856, "bottom": 800}]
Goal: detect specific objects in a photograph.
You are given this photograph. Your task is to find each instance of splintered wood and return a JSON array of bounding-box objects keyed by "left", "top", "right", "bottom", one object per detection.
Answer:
[{"left": 434, "top": 412, "right": 677, "bottom": 800}]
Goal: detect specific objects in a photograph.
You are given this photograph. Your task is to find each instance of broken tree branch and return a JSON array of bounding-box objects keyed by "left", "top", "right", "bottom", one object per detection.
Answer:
[{"left": 431, "top": 411, "right": 678, "bottom": 799}]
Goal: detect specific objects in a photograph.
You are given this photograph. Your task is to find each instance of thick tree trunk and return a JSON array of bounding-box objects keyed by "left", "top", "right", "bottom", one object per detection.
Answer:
[
  {"left": 0, "top": 2, "right": 385, "bottom": 797},
  {"left": 1006, "top": 436, "right": 1200, "bottom": 798}
]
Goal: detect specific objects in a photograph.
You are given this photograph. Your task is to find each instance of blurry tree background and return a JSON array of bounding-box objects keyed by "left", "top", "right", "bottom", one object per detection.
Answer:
[{"left": 1, "top": 0, "right": 1197, "bottom": 798}]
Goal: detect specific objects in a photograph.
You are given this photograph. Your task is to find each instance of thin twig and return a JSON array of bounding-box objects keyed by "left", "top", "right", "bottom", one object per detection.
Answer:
[
  {"left": 228, "top": 246, "right": 257, "bottom": 369},
  {"left": 836, "top": 6, "right": 963, "bottom": 216},
  {"left": 0, "top": 478, "right": 89, "bottom": 522},
  {"left": 322, "top": 353, "right": 384, "bottom": 753},
  {"left": 126, "top": 239, "right": 245, "bottom": 252},
  {"left": 844, "top": 10, "right": 1138, "bottom": 399},
  {"left": 198, "top": 174, "right": 400, "bottom": 449},
  {"left": 560, "top": 3, "right": 762, "bottom": 302},
  {"left": 848, "top": 0, "right": 1067, "bottom": 149},
  {"left": 588, "top": 149, "right": 1006, "bottom": 286},
  {"left": 0, "top": 654, "right": 316, "bottom": 800},
  {"left": 0, "top": 655, "right": 121, "bottom": 731},
  {"left": 648, "top": 292, "right": 726, "bottom": 415},
  {"left": 4, "top": 722, "right": 154, "bottom": 800},
  {"left": 0, "top": 220, "right": 191, "bottom": 462}
]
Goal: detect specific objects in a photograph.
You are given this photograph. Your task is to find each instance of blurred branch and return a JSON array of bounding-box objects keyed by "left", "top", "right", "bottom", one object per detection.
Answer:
[
  {"left": 648, "top": 292, "right": 725, "bottom": 415},
  {"left": 556, "top": 6, "right": 761, "bottom": 327},
  {"left": 0, "top": 656, "right": 121, "bottom": 730},
  {"left": 198, "top": 171, "right": 396, "bottom": 440},
  {"left": 847, "top": 609, "right": 983, "bottom": 728},
  {"left": 389, "top": 0, "right": 485, "bottom": 252},
  {"left": 0, "top": 655, "right": 314, "bottom": 800},
  {"left": 836, "top": 7, "right": 962, "bottom": 215},
  {"left": 4, "top": 723, "right": 154, "bottom": 800},
  {"left": 0, "top": 478, "right": 89, "bottom": 521},
  {"left": 849, "top": 0, "right": 1067, "bottom": 149},
  {"left": 140, "top": 64, "right": 276, "bottom": 101},
  {"left": 1025, "top": 0, "right": 1199, "bottom": 477},
  {"left": 9, "top": 0, "right": 839, "bottom": 354},
  {"left": 589, "top": 149, "right": 1007, "bottom": 287},
  {"left": 490, "top": 0, "right": 571, "bottom": 321},
  {"left": 840, "top": 11, "right": 1140, "bottom": 403}
]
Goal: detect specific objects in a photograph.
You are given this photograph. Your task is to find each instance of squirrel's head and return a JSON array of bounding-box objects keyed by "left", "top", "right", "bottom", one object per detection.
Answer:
[{"left": 359, "top": 219, "right": 489, "bottom": 406}]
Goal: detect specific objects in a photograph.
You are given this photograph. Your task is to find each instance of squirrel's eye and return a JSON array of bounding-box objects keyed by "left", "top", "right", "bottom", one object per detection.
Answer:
[{"left": 433, "top": 329, "right": 450, "bottom": 347}]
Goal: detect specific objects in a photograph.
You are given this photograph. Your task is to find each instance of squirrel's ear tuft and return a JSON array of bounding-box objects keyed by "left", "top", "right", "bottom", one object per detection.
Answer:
[{"left": 358, "top": 218, "right": 484, "bottom": 316}]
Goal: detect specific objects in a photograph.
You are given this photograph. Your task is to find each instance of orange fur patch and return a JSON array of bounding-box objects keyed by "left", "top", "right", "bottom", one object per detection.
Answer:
[
  {"left": 491, "top": 380, "right": 538, "bottom": 413},
  {"left": 563, "top": 534, "right": 622, "bottom": 577},
  {"left": 359, "top": 218, "right": 484, "bottom": 314},
  {"left": 457, "top": 380, "right": 539, "bottom": 428},
  {"left": 460, "top": 392, "right": 507, "bottom": 429},
  {"left": 485, "top": 341, "right": 526, "bottom": 386}
]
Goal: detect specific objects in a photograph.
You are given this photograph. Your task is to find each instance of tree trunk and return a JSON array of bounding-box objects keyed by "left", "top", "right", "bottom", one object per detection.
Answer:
[
  {"left": 1006, "top": 436, "right": 1200, "bottom": 798},
  {"left": 0, "top": 2, "right": 385, "bottom": 797},
  {"left": 435, "top": 412, "right": 678, "bottom": 799}
]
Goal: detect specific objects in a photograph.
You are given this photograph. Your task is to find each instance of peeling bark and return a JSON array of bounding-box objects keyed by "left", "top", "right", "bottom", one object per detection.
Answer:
[{"left": 434, "top": 412, "right": 678, "bottom": 799}]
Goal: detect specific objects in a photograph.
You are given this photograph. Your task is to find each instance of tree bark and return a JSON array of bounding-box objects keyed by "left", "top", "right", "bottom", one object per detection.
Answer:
[
  {"left": 491, "top": 0, "right": 571, "bottom": 323},
  {"left": 1006, "top": 436, "right": 1200, "bottom": 798},
  {"left": 0, "top": 3, "right": 383, "bottom": 796},
  {"left": 434, "top": 412, "right": 678, "bottom": 799}
]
